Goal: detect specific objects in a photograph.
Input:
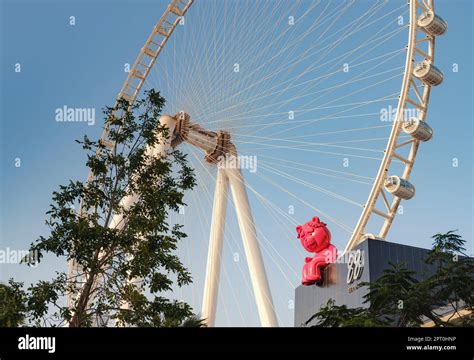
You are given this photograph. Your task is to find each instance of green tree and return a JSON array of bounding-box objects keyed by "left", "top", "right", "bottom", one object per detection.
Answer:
[
  {"left": 425, "top": 231, "right": 474, "bottom": 326},
  {"left": 306, "top": 230, "right": 473, "bottom": 327},
  {"left": 1, "top": 90, "right": 200, "bottom": 327},
  {"left": 305, "top": 298, "right": 387, "bottom": 327},
  {"left": 180, "top": 314, "right": 207, "bottom": 328},
  {"left": 0, "top": 280, "right": 27, "bottom": 327}
]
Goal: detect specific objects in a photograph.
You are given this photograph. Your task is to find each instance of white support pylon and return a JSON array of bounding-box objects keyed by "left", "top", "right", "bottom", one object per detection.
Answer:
[
  {"left": 226, "top": 167, "right": 278, "bottom": 327},
  {"left": 173, "top": 112, "right": 278, "bottom": 327},
  {"left": 201, "top": 167, "right": 229, "bottom": 327}
]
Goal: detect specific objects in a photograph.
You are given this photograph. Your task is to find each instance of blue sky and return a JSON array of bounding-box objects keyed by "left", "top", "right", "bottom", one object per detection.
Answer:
[{"left": 1, "top": 0, "right": 472, "bottom": 327}]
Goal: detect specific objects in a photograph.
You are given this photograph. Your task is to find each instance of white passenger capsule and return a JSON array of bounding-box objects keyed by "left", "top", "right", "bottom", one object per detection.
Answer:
[
  {"left": 418, "top": 11, "right": 448, "bottom": 36},
  {"left": 413, "top": 60, "right": 444, "bottom": 86},
  {"left": 384, "top": 176, "right": 415, "bottom": 200},
  {"left": 402, "top": 117, "right": 433, "bottom": 142}
]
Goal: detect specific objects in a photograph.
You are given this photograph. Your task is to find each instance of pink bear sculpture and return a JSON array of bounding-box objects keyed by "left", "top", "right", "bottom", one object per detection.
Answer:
[{"left": 296, "top": 216, "right": 337, "bottom": 286}]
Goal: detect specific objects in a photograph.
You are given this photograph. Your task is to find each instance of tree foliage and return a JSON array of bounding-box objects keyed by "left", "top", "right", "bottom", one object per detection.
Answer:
[
  {"left": 0, "top": 280, "right": 27, "bottom": 327},
  {"left": 1, "top": 90, "right": 201, "bottom": 327}
]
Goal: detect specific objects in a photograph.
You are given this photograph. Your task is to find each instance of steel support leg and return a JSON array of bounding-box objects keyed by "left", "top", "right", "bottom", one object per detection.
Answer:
[
  {"left": 201, "top": 168, "right": 229, "bottom": 327},
  {"left": 226, "top": 167, "right": 278, "bottom": 327}
]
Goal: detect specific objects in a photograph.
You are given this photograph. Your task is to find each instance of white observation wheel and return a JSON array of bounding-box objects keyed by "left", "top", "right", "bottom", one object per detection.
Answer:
[{"left": 68, "top": 0, "right": 447, "bottom": 327}]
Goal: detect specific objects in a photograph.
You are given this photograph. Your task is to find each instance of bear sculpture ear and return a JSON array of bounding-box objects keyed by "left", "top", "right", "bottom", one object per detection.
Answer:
[
  {"left": 296, "top": 225, "right": 302, "bottom": 238},
  {"left": 311, "top": 216, "right": 320, "bottom": 225}
]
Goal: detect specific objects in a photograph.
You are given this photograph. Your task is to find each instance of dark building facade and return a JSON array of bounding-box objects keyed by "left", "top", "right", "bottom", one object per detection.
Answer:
[{"left": 294, "top": 239, "right": 439, "bottom": 326}]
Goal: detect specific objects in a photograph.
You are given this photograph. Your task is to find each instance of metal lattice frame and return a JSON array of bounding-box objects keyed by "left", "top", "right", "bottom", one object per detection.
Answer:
[
  {"left": 92, "top": 0, "right": 194, "bottom": 154},
  {"left": 345, "top": 0, "right": 439, "bottom": 252}
]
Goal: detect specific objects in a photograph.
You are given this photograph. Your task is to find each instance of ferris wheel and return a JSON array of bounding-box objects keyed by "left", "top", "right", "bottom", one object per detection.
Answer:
[{"left": 68, "top": 0, "right": 447, "bottom": 327}]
